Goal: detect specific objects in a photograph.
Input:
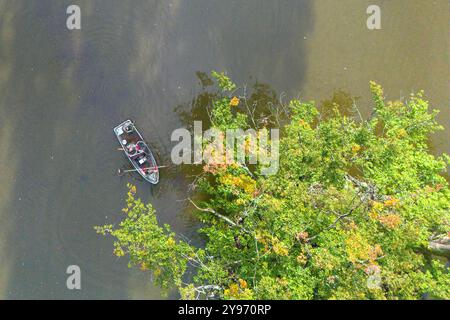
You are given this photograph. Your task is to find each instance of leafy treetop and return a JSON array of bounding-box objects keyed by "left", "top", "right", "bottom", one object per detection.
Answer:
[{"left": 97, "top": 73, "right": 449, "bottom": 300}]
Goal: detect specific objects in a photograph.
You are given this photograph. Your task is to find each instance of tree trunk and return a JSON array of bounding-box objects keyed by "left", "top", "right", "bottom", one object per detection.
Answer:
[{"left": 428, "top": 236, "right": 450, "bottom": 259}]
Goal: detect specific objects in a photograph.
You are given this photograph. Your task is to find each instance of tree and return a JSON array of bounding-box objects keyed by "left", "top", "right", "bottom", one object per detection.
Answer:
[
  {"left": 95, "top": 184, "right": 192, "bottom": 293},
  {"left": 97, "top": 73, "right": 450, "bottom": 300}
]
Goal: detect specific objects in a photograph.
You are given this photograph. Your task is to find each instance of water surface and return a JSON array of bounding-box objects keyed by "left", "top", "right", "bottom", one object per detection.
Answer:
[{"left": 0, "top": 0, "right": 447, "bottom": 299}]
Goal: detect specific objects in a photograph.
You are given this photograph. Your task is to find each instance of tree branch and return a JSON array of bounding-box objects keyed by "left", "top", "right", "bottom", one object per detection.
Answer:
[
  {"left": 428, "top": 235, "right": 450, "bottom": 258},
  {"left": 188, "top": 198, "right": 250, "bottom": 233}
]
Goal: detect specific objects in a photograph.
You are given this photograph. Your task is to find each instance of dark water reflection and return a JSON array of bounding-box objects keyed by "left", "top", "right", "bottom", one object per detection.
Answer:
[{"left": 0, "top": 0, "right": 312, "bottom": 299}]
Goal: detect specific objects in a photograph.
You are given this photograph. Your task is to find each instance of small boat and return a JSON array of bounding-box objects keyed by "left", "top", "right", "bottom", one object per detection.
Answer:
[{"left": 114, "top": 119, "right": 159, "bottom": 184}]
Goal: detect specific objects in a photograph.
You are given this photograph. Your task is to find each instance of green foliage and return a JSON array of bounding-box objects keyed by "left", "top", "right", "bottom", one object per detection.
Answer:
[
  {"left": 209, "top": 97, "right": 248, "bottom": 131},
  {"left": 211, "top": 70, "right": 237, "bottom": 92},
  {"left": 95, "top": 184, "right": 192, "bottom": 294},
  {"left": 98, "top": 75, "right": 450, "bottom": 300}
]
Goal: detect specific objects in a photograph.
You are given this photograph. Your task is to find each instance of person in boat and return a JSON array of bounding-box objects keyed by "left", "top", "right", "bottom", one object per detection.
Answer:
[
  {"left": 124, "top": 123, "right": 134, "bottom": 134},
  {"left": 135, "top": 141, "right": 147, "bottom": 153},
  {"left": 127, "top": 143, "right": 137, "bottom": 155},
  {"left": 137, "top": 154, "right": 147, "bottom": 165},
  {"left": 135, "top": 154, "right": 156, "bottom": 175},
  {"left": 144, "top": 167, "right": 157, "bottom": 175}
]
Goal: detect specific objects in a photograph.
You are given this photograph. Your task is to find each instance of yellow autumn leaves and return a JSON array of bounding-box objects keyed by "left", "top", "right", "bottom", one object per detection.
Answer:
[
  {"left": 369, "top": 197, "right": 402, "bottom": 230},
  {"left": 127, "top": 183, "right": 137, "bottom": 195},
  {"left": 219, "top": 173, "right": 257, "bottom": 195},
  {"left": 230, "top": 96, "right": 240, "bottom": 107},
  {"left": 166, "top": 237, "right": 176, "bottom": 247},
  {"left": 345, "top": 232, "right": 384, "bottom": 265},
  {"left": 383, "top": 198, "right": 400, "bottom": 207},
  {"left": 351, "top": 144, "right": 361, "bottom": 154},
  {"left": 223, "top": 279, "right": 253, "bottom": 299},
  {"left": 256, "top": 232, "right": 290, "bottom": 257},
  {"left": 377, "top": 214, "right": 402, "bottom": 229}
]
